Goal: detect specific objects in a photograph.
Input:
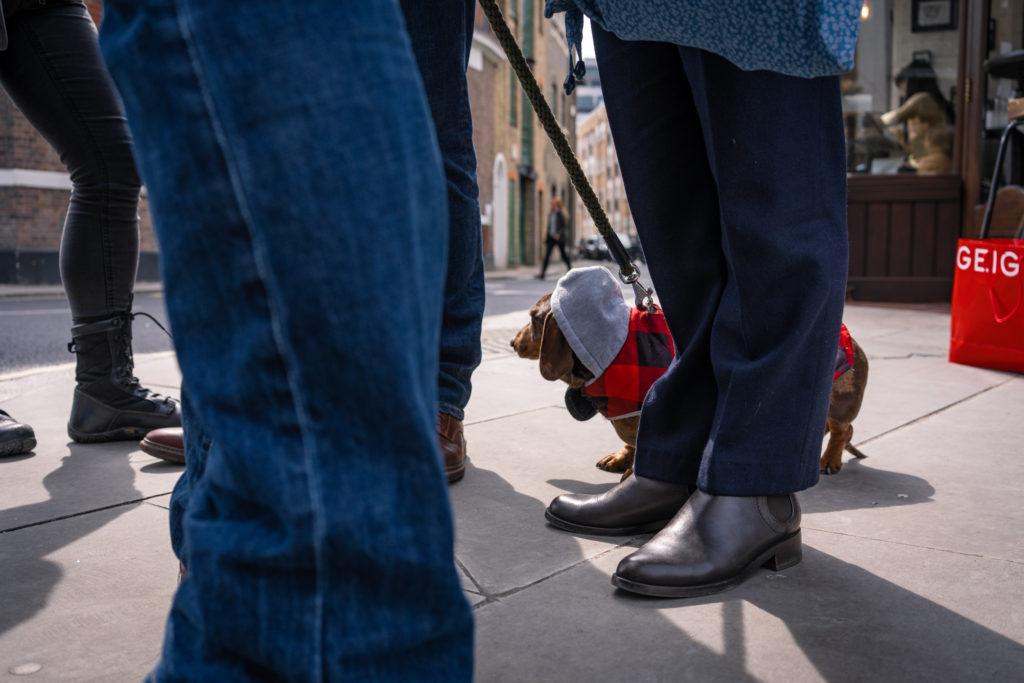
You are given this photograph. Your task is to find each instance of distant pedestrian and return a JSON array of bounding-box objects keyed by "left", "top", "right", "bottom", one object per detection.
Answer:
[{"left": 537, "top": 197, "right": 572, "bottom": 279}]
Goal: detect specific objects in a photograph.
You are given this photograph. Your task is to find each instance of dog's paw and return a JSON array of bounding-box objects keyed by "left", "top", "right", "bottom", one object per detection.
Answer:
[
  {"left": 820, "top": 458, "right": 842, "bottom": 475},
  {"left": 597, "top": 451, "right": 631, "bottom": 472}
]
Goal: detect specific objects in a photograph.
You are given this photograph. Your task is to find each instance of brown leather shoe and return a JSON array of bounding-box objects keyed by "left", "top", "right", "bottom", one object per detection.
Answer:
[
  {"left": 140, "top": 426, "right": 185, "bottom": 464},
  {"left": 438, "top": 412, "right": 466, "bottom": 484}
]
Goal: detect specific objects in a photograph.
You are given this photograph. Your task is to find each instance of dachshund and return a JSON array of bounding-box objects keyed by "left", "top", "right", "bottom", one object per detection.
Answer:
[
  {"left": 511, "top": 292, "right": 643, "bottom": 480},
  {"left": 512, "top": 291, "right": 869, "bottom": 478},
  {"left": 823, "top": 326, "right": 870, "bottom": 474}
]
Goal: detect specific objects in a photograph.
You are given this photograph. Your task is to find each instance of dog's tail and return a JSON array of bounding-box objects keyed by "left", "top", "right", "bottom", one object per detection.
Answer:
[{"left": 844, "top": 442, "right": 868, "bottom": 459}]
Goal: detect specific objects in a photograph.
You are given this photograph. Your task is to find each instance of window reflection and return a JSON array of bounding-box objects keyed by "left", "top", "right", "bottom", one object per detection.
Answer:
[{"left": 843, "top": 0, "right": 960, "bottom": 175}]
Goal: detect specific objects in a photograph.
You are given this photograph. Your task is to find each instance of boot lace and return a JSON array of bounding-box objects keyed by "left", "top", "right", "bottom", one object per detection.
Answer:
[{"left": 118, "top": 312, "right": 176, "bottom": 405}]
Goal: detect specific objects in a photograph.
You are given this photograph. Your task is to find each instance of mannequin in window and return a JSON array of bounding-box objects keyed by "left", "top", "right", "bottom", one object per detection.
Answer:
[{"left": 880, "top": 59, "right": 955, "bottom": 174}]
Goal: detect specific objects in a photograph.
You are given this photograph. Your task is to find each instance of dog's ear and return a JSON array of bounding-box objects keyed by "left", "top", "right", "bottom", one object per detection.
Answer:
[{"left": 539, "top": 311, "right": 575, "bottom": 381}]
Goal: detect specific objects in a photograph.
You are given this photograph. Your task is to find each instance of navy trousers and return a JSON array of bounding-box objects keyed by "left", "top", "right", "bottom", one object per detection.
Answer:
[{"left": 593, "top": 27, "right": 849, "bottom": 496}]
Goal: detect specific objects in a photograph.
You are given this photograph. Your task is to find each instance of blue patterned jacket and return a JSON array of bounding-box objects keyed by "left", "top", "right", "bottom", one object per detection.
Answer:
[{"left": 544, "top": 0, "right": 861, "bottom": 94}]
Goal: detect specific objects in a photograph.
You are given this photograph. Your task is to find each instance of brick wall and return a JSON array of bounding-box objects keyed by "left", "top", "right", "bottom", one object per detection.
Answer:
[
  {"left": 0, "top": 0, "right": 159, "bottom": 284},
  {"left": 0, "top": 188, "right": 67, "bottom": 248}
]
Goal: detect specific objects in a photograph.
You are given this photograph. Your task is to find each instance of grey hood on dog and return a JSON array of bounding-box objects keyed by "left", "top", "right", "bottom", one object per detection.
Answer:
[{"left": 551, "top": 267, "right": 630, "bottom": 377}]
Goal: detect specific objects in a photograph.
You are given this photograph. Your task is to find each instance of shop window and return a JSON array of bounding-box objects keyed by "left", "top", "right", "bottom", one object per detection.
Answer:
[
  {"left": 981, "top": 0, "right": 1024, "bottom": 193},
  {"left": 843, "top": 0, "right": 961, "bottom": 175}
]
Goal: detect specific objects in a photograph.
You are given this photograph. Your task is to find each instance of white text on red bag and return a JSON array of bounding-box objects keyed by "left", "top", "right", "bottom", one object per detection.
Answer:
[{"left": 956, "top": 244, "right": 1021, "bottom": 277}]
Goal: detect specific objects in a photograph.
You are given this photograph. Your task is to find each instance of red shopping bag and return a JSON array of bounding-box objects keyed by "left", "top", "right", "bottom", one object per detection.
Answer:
[{"left": 949, "top": 238, "right": 1024, "bottom": 374}]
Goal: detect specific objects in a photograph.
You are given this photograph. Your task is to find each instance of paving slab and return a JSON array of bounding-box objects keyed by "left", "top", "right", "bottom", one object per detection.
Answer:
[
  {"left": 455, "top": 406, "right": 639, "bottom": 597},
  {"left": 473, "top": 529, "right": 1024, "bottom": 683},
  {"left": 841, "top": 303, "right": 953, "bottom": 358},
  {"left": 1, "top": 298, "right": 1022, "bottom": 682},
  {"left": 847, "top": 355, "right": 1012, "bottom": 445},
  {"left": 463, "top": 355, "right": 566, "bottom": 424},
  {"left": 0, "top": 354, "right": 183, "bottom": 532},
  {"left": 804, "top": 376, "right": 1024, "bottom": 562},
  {"left": 0, "top": 502, "right": 176, "bottom": 682}
]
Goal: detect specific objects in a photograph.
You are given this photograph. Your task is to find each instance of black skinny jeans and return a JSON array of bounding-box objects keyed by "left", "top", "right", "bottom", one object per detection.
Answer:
[{"left": 0, "top": 0, "right": 141, "bottom": 322}]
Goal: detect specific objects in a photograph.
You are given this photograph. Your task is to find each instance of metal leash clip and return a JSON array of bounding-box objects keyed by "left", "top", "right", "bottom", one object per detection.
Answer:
[{"left": 618, "top": 264, "right": 655, "bottom": 310}]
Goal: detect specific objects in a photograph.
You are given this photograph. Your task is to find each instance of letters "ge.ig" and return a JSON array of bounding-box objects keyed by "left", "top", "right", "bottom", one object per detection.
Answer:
[{"left": 956, "top": 245, "right": 1021, "bottom": 278}]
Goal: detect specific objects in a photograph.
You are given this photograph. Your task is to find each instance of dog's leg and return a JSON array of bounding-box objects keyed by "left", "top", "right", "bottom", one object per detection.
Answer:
[
  {"left": 821, "top": 417, "right": 853, "bottom": 475},
  {"left": 598, "top": 416, "right": 639, "bottom": 474}
]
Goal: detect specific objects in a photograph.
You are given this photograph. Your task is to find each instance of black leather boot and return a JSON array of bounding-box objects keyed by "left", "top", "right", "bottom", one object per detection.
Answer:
[
  {"left": 545, "top": 474, "right": 692, "bottom": 536},
  {"left": 67, "top": 313, "right": 181, "bottom": 443},
  {"left": 0, "top": 410, "right": 36, "bottom": 457},
  {"left": 611, "top": 490, "right": 802, "bottom": 598}
]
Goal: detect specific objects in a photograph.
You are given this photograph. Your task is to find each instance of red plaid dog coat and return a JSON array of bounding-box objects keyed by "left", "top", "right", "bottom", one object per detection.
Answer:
[
  {"left": 582, "top": 306, "right": 675, "bottom": 420},
  {"left": 581, "top": 313, "right": 853, "bottom": 419},
  {"left": 834, "top": 323, "right": 855, "bottom": 380}
]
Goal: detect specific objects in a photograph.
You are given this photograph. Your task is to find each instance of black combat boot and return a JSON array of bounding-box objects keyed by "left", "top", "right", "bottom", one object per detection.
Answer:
[
  {"left": 0, "top": 410, "right": 36, "bottom": 457},
  {"left": 67, "top": 313, "right": 181, "bottom": 443}
]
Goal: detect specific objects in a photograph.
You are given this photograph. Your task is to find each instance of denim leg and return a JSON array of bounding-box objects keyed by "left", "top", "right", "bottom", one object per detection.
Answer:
[
  {"left": 100, "top": 2, "right": 472, "bottom": 680},
  {"left": 0, "top": 2, "right": 141, "bottom": 321},
  {"left": 168, "top": 385, "right": 209, "bottom": 561},
  {"left": 400, "top": 0, "right": 484, "bottom": 421},
  {"left": 594, "top": 28, "right": 848, "bottom": 496}
]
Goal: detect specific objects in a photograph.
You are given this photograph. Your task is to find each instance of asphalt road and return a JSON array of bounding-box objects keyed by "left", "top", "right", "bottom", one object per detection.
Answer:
[
  {"left": 0, "top": 275, "right": 584, "bottom": 377},
  {"left": 0, "top": 293, "right": 175, "bottom": 376}
]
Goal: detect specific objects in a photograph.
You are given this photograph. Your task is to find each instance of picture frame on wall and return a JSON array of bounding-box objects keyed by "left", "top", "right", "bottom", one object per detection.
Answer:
[{"left": 911, "top": 0, "right": 958, "bottom": 33}]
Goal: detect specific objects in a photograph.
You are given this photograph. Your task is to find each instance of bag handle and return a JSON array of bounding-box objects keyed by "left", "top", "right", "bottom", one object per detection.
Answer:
[
  {"left": 985, "top": 264, "right": 1023, "bottom": 323},
  {"left": 979, "top": 118, "right": 1024, "bottom": 239},
  {"left": 479, "top": 0, "right": 655, "bottom": 310}
]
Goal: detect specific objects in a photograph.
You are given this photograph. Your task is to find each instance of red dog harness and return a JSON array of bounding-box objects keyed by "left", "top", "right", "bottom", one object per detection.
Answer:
[
  {"left": 582, "top": 307, "right": 674, "bottom": 420},
  {"left": 834, "top": 323, "right": 855, "bottom": 380},
  {"left": 582, "top": 314, "right": 854, "bottom": 419}
]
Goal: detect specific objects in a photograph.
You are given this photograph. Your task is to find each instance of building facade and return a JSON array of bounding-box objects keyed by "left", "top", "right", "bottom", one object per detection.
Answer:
[
  {"left": 574, "top": 101, "right": 634, "bottom": 247},
  {"left": 468, "top": 0, "right": 576, "bottom": 270}
]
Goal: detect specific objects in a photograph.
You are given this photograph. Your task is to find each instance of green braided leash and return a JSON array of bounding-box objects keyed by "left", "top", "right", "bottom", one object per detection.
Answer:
[{"left": 478, "top": 0, "right": 653, "bottom": 308}]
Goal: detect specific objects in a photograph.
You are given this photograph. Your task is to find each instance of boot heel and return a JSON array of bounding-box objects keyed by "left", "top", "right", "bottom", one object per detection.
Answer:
[{"left": 763, "top": 530, "right": 802, "bottom": 571}]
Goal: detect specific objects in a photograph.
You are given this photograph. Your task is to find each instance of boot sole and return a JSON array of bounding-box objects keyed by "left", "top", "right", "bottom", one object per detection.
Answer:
[
  {"left": 140, "top": 437, "right": 186, "bottom": 464},
  {"left": 544, "top": 508, "right": 672, "bottom": 537},
  {"left": 68, "top": 425, "right": 154, "bottom": 444},
  {"left": 610, "top": 530, "right": 803, "bottom": 598},
  {"left": 0, "top": 437, "right": 36, "bottom": 457},
  {"left": 446, "top": 462, "right": 466, "bottom": 484}
]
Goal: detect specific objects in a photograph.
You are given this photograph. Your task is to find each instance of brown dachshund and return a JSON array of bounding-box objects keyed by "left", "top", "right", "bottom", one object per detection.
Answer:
[
  {"left": 823, "top": 331, "right": 869, "bottom": 474},
  {"left": 511, "top": 293, "right": 640, "bottom": 479},
  {"left": 512, "top": 292, "right": 869, "bottom": 478}
]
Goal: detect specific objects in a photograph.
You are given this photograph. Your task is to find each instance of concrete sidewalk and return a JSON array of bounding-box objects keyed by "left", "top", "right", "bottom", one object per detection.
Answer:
[{"left": 2, "top": 298, "right": 1022, "bottom": 681}]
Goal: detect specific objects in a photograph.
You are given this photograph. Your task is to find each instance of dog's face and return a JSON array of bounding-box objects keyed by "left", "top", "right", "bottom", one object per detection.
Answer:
[{"left": 511, "top": 293, "right": 594, "bottom": 388}]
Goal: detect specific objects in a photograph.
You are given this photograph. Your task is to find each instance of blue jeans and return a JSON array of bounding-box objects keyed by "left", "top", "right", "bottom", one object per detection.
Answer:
[
  {"left": 400, "top": 0, "right": 485, "bottom": 422},
  {"left": 99, "top": 2, "right": 473, "bottom": 680},
  {"left": 593, "top": 28, "right": 849, "bottom": 496},
  {"left": 166, "top": 0, "right": 484, "bottom": 563}
]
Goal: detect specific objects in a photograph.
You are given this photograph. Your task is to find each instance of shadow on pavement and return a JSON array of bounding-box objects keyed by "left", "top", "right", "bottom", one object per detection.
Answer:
[{"left": 0, "top": 441, "right": 142, "bottom": 636}]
